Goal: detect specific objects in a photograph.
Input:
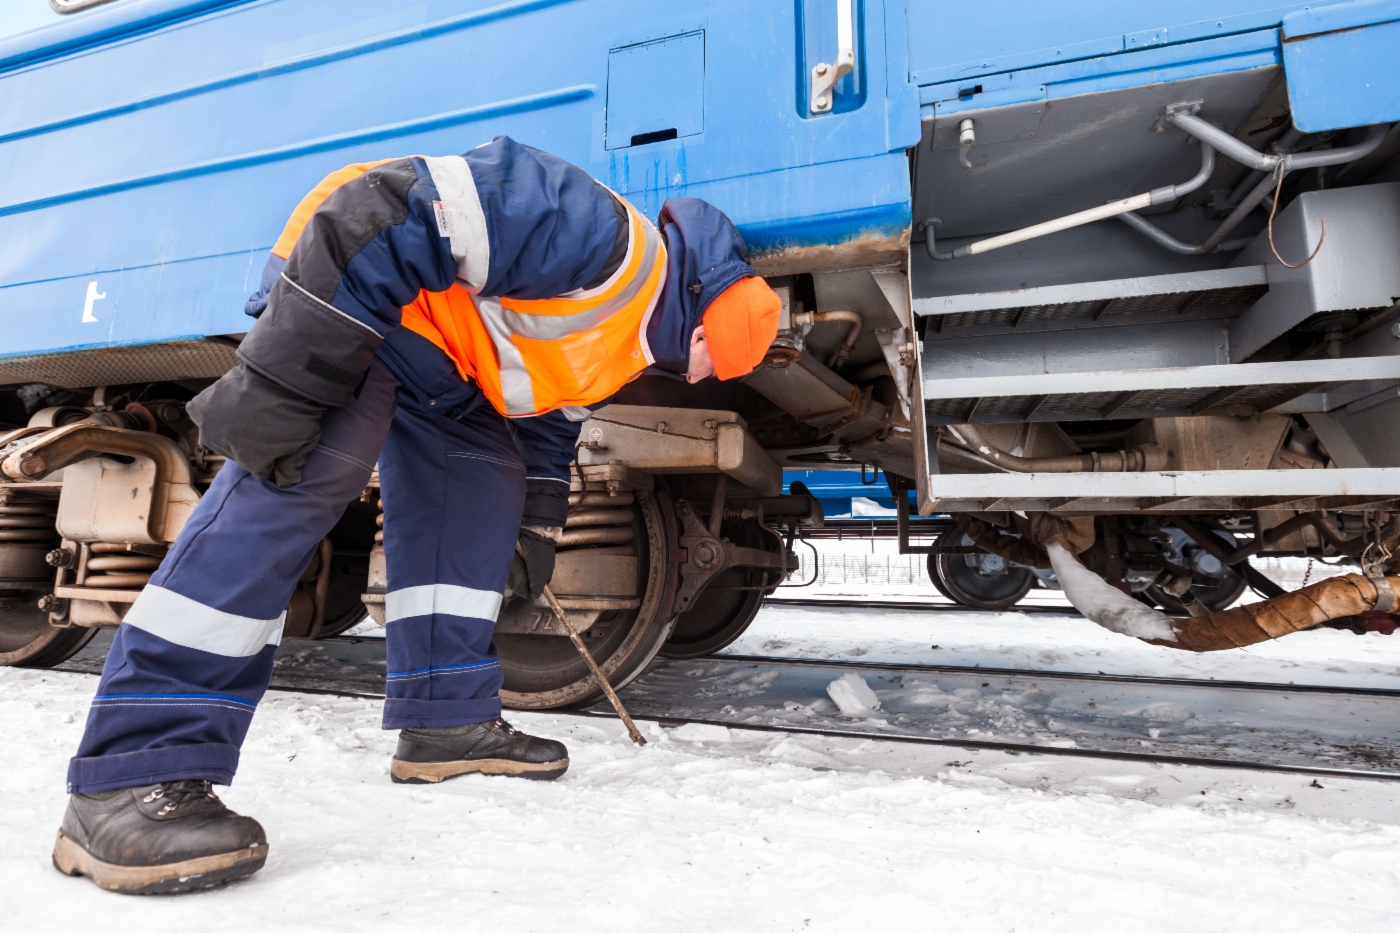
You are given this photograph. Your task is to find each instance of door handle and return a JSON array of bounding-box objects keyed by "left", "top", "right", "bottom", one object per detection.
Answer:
[{"left": 809, "top": 0, "right": 855, "bottom": 114}]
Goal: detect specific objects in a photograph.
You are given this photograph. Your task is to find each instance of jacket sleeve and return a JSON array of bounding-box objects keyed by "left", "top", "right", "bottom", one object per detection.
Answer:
[{"left": 236, "top": 156, "right": 482, "bottom": 407}]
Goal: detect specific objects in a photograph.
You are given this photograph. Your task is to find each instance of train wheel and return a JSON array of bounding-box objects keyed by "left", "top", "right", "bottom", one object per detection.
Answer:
[
  {"left": 497, "top": 490, "right": 678, "bottom": 709},
  {"left": 659, "top": 520, "right": 781, "bottom": 659},
  {"left": 1143, "top": 526, "right": 1247, "bottom": 614},
  {"left": 927, "top": 527, "right": 1034, "bottom": 611},
  {"left": 0, "top": 501, "right": 96, "bottom": 667}
]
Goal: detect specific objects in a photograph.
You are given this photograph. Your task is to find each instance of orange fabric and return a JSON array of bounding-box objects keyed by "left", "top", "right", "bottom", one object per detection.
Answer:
[
  {"left": 271, "top": 159, "right": 399, "bottom": 259},
  {"left": 401, "top": 204, "right": 667, "bottom": 418},
  {"left": 700, "top": 276, "right": 782, "bottom": 381}
]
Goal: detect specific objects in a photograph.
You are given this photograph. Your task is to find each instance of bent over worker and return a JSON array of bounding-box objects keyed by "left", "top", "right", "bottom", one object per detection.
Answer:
[{"left": 53, "top": 137, "right": 782, "bottom": 894}]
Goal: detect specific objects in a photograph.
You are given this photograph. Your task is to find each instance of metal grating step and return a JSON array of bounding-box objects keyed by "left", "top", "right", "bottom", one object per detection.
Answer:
[
  {"left": 913, "top": 266, "right": 1268, "bottom": 335},
  {"left": 922, "top": 356, "right": 1400, "bottom": 426}
]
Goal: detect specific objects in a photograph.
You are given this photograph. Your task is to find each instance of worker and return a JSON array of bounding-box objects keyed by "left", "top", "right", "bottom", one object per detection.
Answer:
[{"left": 52, "top": 137, "right": 782, "bottom": 894}]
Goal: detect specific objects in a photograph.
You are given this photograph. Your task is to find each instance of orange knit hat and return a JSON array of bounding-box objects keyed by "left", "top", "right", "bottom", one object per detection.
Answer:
[{"left": 701, "top": 276, "right": 781, "bottom": 381}]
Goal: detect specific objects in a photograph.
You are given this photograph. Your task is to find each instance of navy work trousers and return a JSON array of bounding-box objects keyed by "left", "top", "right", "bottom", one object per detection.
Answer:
[{"left": 67, "top": 359, "right": 526, "bottom": 793}]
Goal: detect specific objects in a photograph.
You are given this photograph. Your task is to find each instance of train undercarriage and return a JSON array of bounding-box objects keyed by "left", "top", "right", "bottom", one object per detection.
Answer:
[{"left": 4, "top": 73, "right": 1400, "bottom": 703}]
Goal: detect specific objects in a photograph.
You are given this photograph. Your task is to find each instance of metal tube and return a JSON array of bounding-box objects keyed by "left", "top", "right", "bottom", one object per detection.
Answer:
[
  {"left": 792, "top": 309, "right": 863, "bottom": 369},
  {"left": 1116, "top": 212, "right": 1254, "bottom": 255},
  {"left": 919, "top": 139, "right": 1216, "bottom": 262},
  {"left": 1168, "top": 112, "right": 1388, "bottom": 172},
  {"left": 1200, "top": 171, "right": 1277, "bottom": 252},
  {"left": 1167, "top": 111, "right": 1281, "bottom": 171},
  {"left": 1283, "top": 123, "right": 1389, "bottom": 170},
  {"left": 950, "top": 425, "right": 1165, "bottom": 473},
  {"left": 1147, "top": 141, "right": 1216, "bottom": 205}
]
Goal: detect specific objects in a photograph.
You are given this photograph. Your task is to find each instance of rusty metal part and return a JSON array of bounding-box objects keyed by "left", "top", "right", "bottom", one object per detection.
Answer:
[
  {"left": 558, "top": 525, "right": 635, "bottom": 548},
  {"left": 577, "top": 406, "right": 782, "bottom": 496},
  {"left": 949, "top": 425, "right": 1167, "bottom": 474},
  {"left": 361, "top": 494, "right": 386, "bottom": 625},
  {"left": 568, "top": 491, "right": 635, "bottom": 509},
  {"left": 3, "top": 422, "right": 200, "bottom": 545},
  {"left": 672, "top": 498, "right": 788, "bottom": 614},
  {"left": 564, "top": 508, "right": 635, "bottom": 528},
  {"left": 792, "top": 309, "right": 863, "bottom": 371},
  {"left": 80, "top": 542, "right": 161, "bottom": 590},
  {"left": 956, "top": 516, "right": 1053, "bottom": 569},
  {"left": 537, "top": 576, "right": 647, "bottom": 746},
  {"left": 1150, "top": 573, "right": 1400, "bottom": 651}
]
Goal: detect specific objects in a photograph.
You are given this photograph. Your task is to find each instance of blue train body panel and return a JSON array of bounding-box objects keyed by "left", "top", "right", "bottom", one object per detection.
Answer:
[{"left": 0, "top": 0, "right": 1395, "bottom": 368}]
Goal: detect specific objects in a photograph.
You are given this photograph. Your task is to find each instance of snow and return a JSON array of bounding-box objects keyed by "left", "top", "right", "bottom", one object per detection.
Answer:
[
  {"left": 5, "top": 666, "right": 1400, "bottom": 930},
  {"left": 729, "top": 604, "right": 1400, "bottom": 689},
  {"left": 8, "top": 555, "right": 1400, "bottom": 928}
]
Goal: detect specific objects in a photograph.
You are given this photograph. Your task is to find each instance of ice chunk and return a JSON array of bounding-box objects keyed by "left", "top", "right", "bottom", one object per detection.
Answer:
[
  {"left": 670, "top": 723, "right": 732, "bottom": 743},
  {"left": 1136, "top": 702, "right": 1195, "bottom": 722},
  {"left": 1046, "top": 541, "right": 1177, "bottom": 642},
  {"left": 827, "top": 672, "right": 881, "bottom": 716}
]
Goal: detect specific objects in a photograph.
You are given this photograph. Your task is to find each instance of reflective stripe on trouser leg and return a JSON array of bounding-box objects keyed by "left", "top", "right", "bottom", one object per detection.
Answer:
[
  {"left": 67, "top": 361, "right": 400, "bottom": 793},
  {"left": 379, "top": 385, "right": 525, "bottom": 729}
]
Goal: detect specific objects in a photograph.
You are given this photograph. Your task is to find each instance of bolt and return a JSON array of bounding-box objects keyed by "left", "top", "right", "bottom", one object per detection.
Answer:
[
  {"left": 45, "top": 548, "right": 74, "bottom": 569},
  {"left": 36, "top": 594, "right": 63, "bottom": 612},
  {"left": 20, "top": 456, "right": 46, "bottom": 476},
  {"left": 815, "top": 63, "right": 828, "bottom": 76},
  {"left": 703, "top": 419, "right": 716, "bottom": 430}
]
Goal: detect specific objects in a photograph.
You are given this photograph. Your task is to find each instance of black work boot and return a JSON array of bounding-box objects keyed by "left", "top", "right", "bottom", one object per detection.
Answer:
[
  {"left": 53, "top": 780, "right": 267, "bottom": 894},
  {"left": 391, "top": 718, "right": 569, "bottom": 784}
]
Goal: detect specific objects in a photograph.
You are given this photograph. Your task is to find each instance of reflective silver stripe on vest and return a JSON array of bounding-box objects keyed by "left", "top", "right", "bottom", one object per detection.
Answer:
[
  {"left": 476, "top": 295, "right": 538, "bottom": 416},
  {"left": 477, "top": 205, "right": 663, "bottom": 416}
]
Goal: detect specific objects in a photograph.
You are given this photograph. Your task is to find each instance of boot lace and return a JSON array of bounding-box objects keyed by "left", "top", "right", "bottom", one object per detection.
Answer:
[{"left": 142, "top": 780, "right": 217, "bottom": 816}]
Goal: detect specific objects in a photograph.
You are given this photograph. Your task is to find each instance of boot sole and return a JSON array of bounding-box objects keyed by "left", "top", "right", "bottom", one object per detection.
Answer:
[
  {"left": 52, "top": 830, "right": 268, "bottom": 895},
  {"left": 390, "top": 755, "right": 569, "bottom": 784}
]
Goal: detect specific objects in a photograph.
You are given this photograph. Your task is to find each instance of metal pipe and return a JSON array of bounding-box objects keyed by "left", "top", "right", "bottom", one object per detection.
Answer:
[
  {"left": 1116, "top": 212, "right": 1254, "bottom": 255},
  {"left": 949, "top": 425, "right": 1166, "bottom": 473},
  {"left": 919, "top": 138, "right": 1217, "bottom": 262},
  {"left": 1168, "top": 112, "right": 1388, "bottom": 172},
  {"left": 1226, "top": 127, "right": 1306, "bottom": 205},
  {"left": 791, "top": 309, "right": 863, "bottom": 370},
  {"left": 1200, "top": 171, "right": 1278, "bottom": 252}
]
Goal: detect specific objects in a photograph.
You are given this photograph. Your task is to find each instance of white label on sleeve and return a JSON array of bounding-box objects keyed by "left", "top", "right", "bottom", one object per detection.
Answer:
[{"left": 432, "top": 200, "right": 450, "bottom": 238}]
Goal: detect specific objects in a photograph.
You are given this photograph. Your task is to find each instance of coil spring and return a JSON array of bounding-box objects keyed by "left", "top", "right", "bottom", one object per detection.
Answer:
[
  {"left": 560, "top": 491, "right": 636, "bottom": 552},
  {"left": 83, "top": 542, "right": 162, "bottom": 589},
  {"left": 0, "top": 502, "right": 58, "bottom": 544}
]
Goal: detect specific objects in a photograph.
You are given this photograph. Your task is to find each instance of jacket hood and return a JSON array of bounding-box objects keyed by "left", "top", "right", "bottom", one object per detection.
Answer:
[{"left": 645, "top": 198, "right": 756, "bottom": 373}]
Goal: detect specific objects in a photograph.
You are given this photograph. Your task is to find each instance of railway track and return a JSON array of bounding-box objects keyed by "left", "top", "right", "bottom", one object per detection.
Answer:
[
  {"left": 54, "top": 631, "right": 1400, "bottom": 782},
  {"left": 765, "top": 596, "right": 1079, "bottom": 615}
]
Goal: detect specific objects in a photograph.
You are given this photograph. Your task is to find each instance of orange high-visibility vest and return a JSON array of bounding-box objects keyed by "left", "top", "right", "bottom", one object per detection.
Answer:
[
  {"left": 401, "top": 198, "right": 666, "bottom": 417},
  {"left": 269, "top": 163, "right": 666, "bottom": 419}
]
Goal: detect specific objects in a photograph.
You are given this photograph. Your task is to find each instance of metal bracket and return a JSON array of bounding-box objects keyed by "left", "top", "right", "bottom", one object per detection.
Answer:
[
  {"left": 1155, "top": 100, "right": 1203, "bottom": 133},
  {"left": 809, "top": 0, "right": 855, "bottom": 113},
  {"left": 672, "top": 498, "right": 788, "bottom": 613}
]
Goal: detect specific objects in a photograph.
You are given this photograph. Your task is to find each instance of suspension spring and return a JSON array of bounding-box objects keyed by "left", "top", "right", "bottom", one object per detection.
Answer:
[
  {"left": 83, "top": 542, "right": 162, "bottom": 589},
  {"left": 561, "top": 491, "right": 636, "bottom": 553},
  {"left": 0, "top": 502, "right": 58, "bottom": 544}
]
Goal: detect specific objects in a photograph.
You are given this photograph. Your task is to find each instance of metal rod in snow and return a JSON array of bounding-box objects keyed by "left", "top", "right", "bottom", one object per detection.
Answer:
[{"left": 540, "top": 582, "right": 647, "bottom": 746}]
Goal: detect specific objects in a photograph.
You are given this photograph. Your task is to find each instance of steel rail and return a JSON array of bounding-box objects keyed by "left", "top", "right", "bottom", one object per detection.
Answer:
[
  {"left": 765, "top": 597, "right": 1077, "bottom": 615},
  {"left": 53, "top": 636, "right": 1400, "bottom": 782}
]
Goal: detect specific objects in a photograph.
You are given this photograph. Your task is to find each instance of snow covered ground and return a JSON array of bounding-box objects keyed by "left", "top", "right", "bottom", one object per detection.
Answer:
[{"left": 6, "top": 553, "right": 1400, "bottom": 930}]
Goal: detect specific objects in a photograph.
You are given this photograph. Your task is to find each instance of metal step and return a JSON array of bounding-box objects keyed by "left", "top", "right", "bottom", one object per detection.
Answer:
[
  {"left": 922, "top": 356, "right": 1400, "bottom": 426},
  {"left": 914, "top": 266, "right": 1268, "bottom": 335}
]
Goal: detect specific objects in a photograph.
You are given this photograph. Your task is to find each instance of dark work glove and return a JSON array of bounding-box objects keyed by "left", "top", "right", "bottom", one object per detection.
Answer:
[
  {"left": 188, "top": 363, "right": 326, "bottom": 488},
  {"left": 507, "top": 527, "right": 558, "bottom": 601}
]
